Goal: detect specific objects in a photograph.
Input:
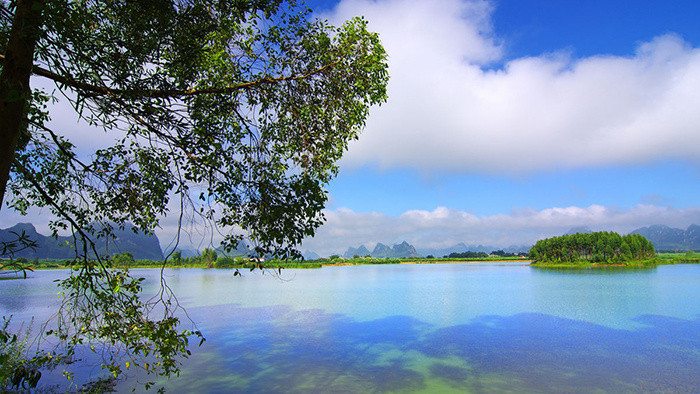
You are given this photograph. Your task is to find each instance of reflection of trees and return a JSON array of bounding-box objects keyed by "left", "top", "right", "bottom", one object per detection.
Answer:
[{"left": 150, "top": 304, "right": 700, "bottom": 393}]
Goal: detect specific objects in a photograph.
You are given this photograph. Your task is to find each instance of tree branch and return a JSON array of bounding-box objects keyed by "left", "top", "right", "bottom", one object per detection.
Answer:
[
  {"left": 12, "top": 158, "right": 103, "bottom": 263},
  {"left": 0, "top": 53, "right": 338, "bottom": 99}
]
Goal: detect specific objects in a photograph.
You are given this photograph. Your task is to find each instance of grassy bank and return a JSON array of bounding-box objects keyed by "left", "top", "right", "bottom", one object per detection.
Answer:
[
  {"left": 5, "top": 252, "right": 696, "bottom": 273},
  {"left": 530, "top": 252, "right": 700, "bottom": 268},
  {"left": 402, "top": 256, "right": 529, "bottom": 264},
  {"left": 656, "top": 252, "right": 700, "bottom": 265},
  {"left": 530, "top": 258, "right": 661, "bottom": 269},
  {"left": 4, "top": 255, "right": 528, "bottom": 272}
]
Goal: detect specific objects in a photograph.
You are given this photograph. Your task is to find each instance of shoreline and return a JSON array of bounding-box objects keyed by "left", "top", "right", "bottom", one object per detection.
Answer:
[
  {"left": 399, "top": 259, "right": 533, "bottom": 264},
  {"left": 5, "top": 255, "right": 697, "bottom": 272}
]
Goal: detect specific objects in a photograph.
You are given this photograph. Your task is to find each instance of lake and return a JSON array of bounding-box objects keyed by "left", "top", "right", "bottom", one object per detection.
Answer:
[{"left": 1, "top": 262, "right": 699, "bottom": 392}]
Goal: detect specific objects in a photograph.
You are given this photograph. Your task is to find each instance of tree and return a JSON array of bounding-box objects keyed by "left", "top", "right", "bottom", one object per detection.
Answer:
[
  {"left": 110, "top": 251, "right": 135, "bottom": 267},
  {"left": 620, "top": 241, "right": 632, "bottom": 260},
  {"left": 171, "top": 250, "right": 182, "bottom": 265},
  {"left": 0, "top": 0, "right": 388, "bottom": 390},
  {"left": 201, "top": 247, "right": 217, "bottom": 268},
  {"left": 530, "top": 231, "right": 656, "bottom": 265}
]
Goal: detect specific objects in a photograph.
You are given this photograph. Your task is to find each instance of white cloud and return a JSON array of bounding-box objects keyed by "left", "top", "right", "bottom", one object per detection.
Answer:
[
  {"left": 325, "top": 0, "right": 700, "bottom": 174},
  {"left": 3, "top": 201, "right": 697, "bottom": 257},
  {"left": 5, "top": 1, "right": 698, "bottom": 257},
  {"left": 30, "top": 77, "right": 124, "bottom": 158},
  {"left": 301, "top": 204, "right": 700, "bottom": 256}
]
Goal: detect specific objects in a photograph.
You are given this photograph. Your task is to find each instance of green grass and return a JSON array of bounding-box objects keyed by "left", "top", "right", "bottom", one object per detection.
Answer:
[
  {"left": 10, "top": 256, "right": 518, "bottom": 271},
  {"left": 402, "top": 256, "right": 528, "bottom": 263},
  {"left": 14, "top": 253, "right": 698, "bottom": 272},
  {"left": 656, "top": 252, "right": 700, "bottom": 265},
  {"left": 531, "top": 257, "right": 664, "bottom": 269}
]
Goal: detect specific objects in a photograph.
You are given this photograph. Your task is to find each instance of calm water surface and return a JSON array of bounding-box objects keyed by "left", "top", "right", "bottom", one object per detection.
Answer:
[{"left": 1, "top": 262, "right": 699, "bottom": 392}]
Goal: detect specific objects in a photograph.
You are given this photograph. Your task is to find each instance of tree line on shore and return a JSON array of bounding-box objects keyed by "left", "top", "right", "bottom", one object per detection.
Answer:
[
  {"left": 529, "top": 231, "right": 655, "bottom": 264},
  {"left": 441, "top": 250, "right": 528, "bottom": 259},
  {"left": 14, "top": 250, "right": 518, "bottom": 272}
]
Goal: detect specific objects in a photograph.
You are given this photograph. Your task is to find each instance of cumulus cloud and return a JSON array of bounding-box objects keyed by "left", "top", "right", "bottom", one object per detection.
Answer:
[
  {"left": 301, "top": 204, "right": 700, "bottom": 256},
  {"left": 4, "top": 201, "right": 697, "bottom": 257},
  {"left": 6, "top": 1, "right": 698, "bottom": 257},
  {"left": 325, "top": 0, "right": 700, "bottom": 174}
]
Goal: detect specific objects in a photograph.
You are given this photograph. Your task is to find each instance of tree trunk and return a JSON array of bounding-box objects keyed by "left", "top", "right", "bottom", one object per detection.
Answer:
[{"left": 0, "top": 0, "right": 45, "bottom": 209}]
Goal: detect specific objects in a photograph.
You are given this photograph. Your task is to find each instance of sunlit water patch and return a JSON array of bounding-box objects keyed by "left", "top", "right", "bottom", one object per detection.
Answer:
[
  {"left": 1, "top": 263, "right": 698, "bottom": 392},
  {"left": 147, "top": 303, "right": 699, "bottom": 393}
]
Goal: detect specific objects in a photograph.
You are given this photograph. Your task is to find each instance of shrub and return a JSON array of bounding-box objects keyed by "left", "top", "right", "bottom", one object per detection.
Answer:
[{"left": 215, "top": 256, "right": 237, "bottom": 268}]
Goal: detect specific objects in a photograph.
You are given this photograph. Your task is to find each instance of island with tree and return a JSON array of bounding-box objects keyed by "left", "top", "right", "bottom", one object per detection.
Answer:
[{"left": 529, "top": 231, "right": 658, "bottom": 267}]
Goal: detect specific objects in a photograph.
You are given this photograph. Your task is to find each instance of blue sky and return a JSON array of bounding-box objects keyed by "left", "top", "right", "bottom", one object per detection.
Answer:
[
  {"left": 298, "top": 0, "right": 700, "bottom": 255},
  {"left": 328, "top": 162, "right": 698, "bottom": 217},
  {"left": 2, "top": 0, "right": 698, "bottom": 256},
  {"left": 491, "top": 0, "right": 700, "bottom": 60}
]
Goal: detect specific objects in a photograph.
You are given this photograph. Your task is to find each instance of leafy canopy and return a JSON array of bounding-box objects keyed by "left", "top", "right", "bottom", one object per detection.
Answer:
[
  {"left": 529, "top": 231, "right": 656, "bottom": 264},
  {"left": 3, "top": 0, "right": 388, "bottom": 258},
  {"left": 0, "top": 0, "right": 388, "bottom": 390}
]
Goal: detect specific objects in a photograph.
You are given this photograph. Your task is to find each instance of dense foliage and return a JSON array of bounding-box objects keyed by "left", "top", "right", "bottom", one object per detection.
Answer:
[
  {"left": 2, "top": 0, "right": 388, "bottom": 259},
  {"left": 445, "top": 251, "right": 489, "bottom": 259},
  {"left": 18, "top": 253, "right": 404, "bottom": 271},
  {"left": 0, "top": 317, "right": 61, "bottom": 391},
  {"left": 657, "top": 251, "right": 700, "bottom": 264},
  {"left": 0, "top": 0, "right": 388, "bottom": 390},
  {"left": 529, "top": 231, "right": 656, "bottom": 264}
]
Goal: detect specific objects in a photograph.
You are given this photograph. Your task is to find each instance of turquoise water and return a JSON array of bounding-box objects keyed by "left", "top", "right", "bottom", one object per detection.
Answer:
[{"left": 1, "top": 263, "right": 699, "bottom": 392}]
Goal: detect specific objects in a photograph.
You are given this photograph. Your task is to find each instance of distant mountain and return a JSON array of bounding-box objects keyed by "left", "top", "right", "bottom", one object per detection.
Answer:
[
  {"left": 214, "top": 240, "right": 252, "bottom": 258},
  {"left": 302, "top": 250, "right": 320, "bottom": 260},
  {"left": 372, "top": 243, "right": 392, "bottom": 258},
  {"left": 298, "top": 223, "right": 700, "bottom": 260},
  {"left": 565, "top": 226, "right": 594, "bottom": 235},
  {"left": 100, "top": 226, "right": 164, "bottom": 260},
  {"left": 343, "top": 245, "right": 371, "bottom": 258},
  {"left": 416, "top": 242, "right": 469, "bottom": 258},
  {"left": 417, "top": 243, "right": 530, "bottom": 258},
  {"left": 343, "top": 241, "right": 420, "bottom": 259},
  {"left": 418, "top": 243, "right": 476, "bottom": 257},
  {"left": 631, "top": 224, "right": 700, "bottom": 251},
  {"left": 167, "top": 247, "right": 199, "bottom": 259},
  {"left": 0, "top": 223, "right": 164, "bottom": 260},
  {"left": 391, "top": 241, "right": 420, "bottom": 258},
  {"left": 0, "top": 223, "right": 73, "bottom": 259}
]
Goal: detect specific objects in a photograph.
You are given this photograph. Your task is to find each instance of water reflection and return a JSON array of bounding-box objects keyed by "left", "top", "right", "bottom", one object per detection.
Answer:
[
  {"left": 133, "top": 303, "right": 700, "bottom": 393},
  {"left": 2, "top": 266, "right": 698, "bottom": 392}
]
